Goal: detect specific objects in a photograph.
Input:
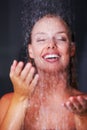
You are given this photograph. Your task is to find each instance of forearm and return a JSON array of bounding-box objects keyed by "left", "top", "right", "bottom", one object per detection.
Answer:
[
  {"left": 0, "top": 94, "right": 29, "bottom": 130},
  {"left": 75, "top": 115, "right": 87, "bottom": 130}
]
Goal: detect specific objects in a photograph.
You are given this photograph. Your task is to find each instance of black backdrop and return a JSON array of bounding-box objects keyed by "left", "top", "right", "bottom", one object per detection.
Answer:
[{"left": 0, "top": 0, "right": 87, "bottom": 97}]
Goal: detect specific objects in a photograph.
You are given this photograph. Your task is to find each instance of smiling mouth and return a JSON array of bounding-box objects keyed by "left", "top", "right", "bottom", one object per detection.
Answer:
[{"left": 43, "top": 54, "right": 60, "bottom": 62}]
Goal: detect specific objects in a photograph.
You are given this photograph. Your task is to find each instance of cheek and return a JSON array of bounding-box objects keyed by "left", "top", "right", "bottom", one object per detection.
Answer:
[
  {"left": 61, "top": 46, "right": 70, "bottom": 62},
  {"left": 31, "top": 46, "right": 41, "bottom": 58},
  {"left": 60, "top": 45, "right": 70, "bottom": 55},
  {"left": 32, "top": 43, "right": 45, "bottom": 57}
]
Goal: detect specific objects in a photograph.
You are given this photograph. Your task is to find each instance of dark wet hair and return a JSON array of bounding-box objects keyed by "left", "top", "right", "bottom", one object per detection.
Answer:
[
  {"left": 19, "top": 0, "right": 75, "bottom": 61},
  {"left": 22, "top": 0, "right": 75, "bottom": 44},
  {"left": 19, "top": 0, "right": 77, "bottom": 88}
]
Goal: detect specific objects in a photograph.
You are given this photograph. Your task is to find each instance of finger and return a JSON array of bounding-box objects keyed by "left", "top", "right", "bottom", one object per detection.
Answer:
[
  {"left": 69, "top": 97, "right": 83, "bottom": 112},
  {"left": 25, "top": 67, "right": 35, "bottom": 85},
  {"left": 20, "top": 63, "right": 32, "bottom": 80},
  {"left": 84, "top": 95, "right": 87, "bottom": 100},
  {"left": 15, "top": 62, "right": 24, "bottom": 76},
  {"left": 30, "top": 74, "right": 39, "bottom": 87},
  {"left": 64, "top": 101, "right": 76, "bottom": 112},
  {"left": 28, "top": 74, "right": 39, "bottom": 96},
  {"left": 10, "top": 60, "right": 18, "bottom": 77},
  {"left": 77, "top": 96, "right": 87, "bottom": 109},
  {"left": 10, "top": 60, "right": 17, "bottom": 71}
]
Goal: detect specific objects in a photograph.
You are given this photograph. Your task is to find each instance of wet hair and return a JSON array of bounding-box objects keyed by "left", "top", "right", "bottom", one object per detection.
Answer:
[
  {"left": 19, "top": 0, "right": 77, "bottom": 88},
  {"left": 22, "top": 0, "right": 75, "bottom": 44},
  {"left": 19, "top": 0, "right": 75, "bottom": 61}
]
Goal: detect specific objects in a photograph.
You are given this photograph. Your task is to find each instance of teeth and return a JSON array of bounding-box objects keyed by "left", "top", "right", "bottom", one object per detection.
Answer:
[{"left": 44, "top": 54, "right": 59, "bottom": 59}]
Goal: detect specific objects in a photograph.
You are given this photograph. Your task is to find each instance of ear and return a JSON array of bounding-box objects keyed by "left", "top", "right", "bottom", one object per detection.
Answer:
[
  {"left": 70, "top": 43, "right": 76, "bottom": 57},
  {"left": 28, "top": 44, "right": 34, "bottom": 58}
]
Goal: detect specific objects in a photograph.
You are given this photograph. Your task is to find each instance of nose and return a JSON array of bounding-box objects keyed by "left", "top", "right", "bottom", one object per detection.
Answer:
[{"left": 47, "top": 38, "right": 57, "bottom": 49}]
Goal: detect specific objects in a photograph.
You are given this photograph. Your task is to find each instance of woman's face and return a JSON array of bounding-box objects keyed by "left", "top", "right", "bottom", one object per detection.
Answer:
[{"left": 29, "top": 16, "right": 75, "bottom": 72}]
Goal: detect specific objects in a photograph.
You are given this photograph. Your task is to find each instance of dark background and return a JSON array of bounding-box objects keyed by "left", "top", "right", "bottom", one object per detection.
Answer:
[{"left": 0, "top": 0, "right": 87, "bottom": 97}]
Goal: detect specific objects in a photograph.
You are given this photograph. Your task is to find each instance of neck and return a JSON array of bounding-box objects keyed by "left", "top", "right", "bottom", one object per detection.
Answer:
[{"left": 36, "top": 69, "right": 71, "bottom": 96}]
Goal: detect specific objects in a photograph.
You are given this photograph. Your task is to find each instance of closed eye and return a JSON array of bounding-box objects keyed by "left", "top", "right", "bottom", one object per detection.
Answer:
[
  {"left": 55, "top": 35, "right": 68, "bottom": 43},
  {"left": 57, "top": 37, "right": 67, "bottom": 41},
  {"left": 36, "top": 38, "right": 46, "bottom": 42}
]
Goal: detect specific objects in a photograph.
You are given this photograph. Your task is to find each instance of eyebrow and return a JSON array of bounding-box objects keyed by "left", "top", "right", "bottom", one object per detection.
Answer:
[
  {"left": 34, "top": 31, "right": 68, "bottom": 37},
  {"left": 34, "top": 32, "right": 47, "bottom": 36}
]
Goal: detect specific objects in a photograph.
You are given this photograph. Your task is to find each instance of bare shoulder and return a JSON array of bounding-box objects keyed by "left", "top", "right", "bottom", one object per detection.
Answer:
[
  {"left": 0, "top": 92, "right": 14, "bottom": 124},
  {"left": 0, "top": 92, "right": 14, "bottom": 110},
  {"left": 0, "top": 92, "right": 14, "bottom": 103}
]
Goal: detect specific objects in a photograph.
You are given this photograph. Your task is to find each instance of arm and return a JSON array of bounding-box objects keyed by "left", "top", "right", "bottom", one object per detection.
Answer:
[
  {"left": 75, "top": 114, "right": 87, "bottom": 130},
  {"left": 0, "top": 60, "right": 39, "bottom": 130},
  {"left": 74, "top": 95, "right": 87, "bottom": 130},
  {"left": 0, "top": 94, "right": 29, "bottom": 130}
]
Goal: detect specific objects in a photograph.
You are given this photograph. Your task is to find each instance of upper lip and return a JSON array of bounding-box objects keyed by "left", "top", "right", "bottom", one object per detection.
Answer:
[{"left": 42, "top": 52, "right": 61, "bottom": 59}]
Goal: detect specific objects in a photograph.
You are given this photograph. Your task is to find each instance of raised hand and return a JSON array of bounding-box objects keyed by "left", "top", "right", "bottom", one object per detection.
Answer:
[
  {"left": 63, "top": 94, "right": 87, "bottom": 116},
  {"left": 9, "top": 60, "right": 39, "bottom": 100}
]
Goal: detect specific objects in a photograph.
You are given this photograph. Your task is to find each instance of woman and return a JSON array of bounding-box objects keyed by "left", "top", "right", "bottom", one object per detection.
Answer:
[{"left": 0, "top": 0, "right": 87, "bottom": 130}]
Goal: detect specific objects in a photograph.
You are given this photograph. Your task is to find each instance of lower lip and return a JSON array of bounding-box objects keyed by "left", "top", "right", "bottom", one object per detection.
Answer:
[{"left": 43, "top": 58, "right": 59, "bottom": 63}]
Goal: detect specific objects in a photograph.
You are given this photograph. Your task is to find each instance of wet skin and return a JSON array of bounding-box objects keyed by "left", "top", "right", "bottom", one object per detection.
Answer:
[{"left": 0, "top": 16, "right": 87, "bottom": 130}]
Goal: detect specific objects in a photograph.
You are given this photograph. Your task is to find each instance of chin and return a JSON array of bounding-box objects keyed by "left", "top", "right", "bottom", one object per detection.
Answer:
[{"left": 38, "top": 65, "right": 64, "bottom": 73}]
